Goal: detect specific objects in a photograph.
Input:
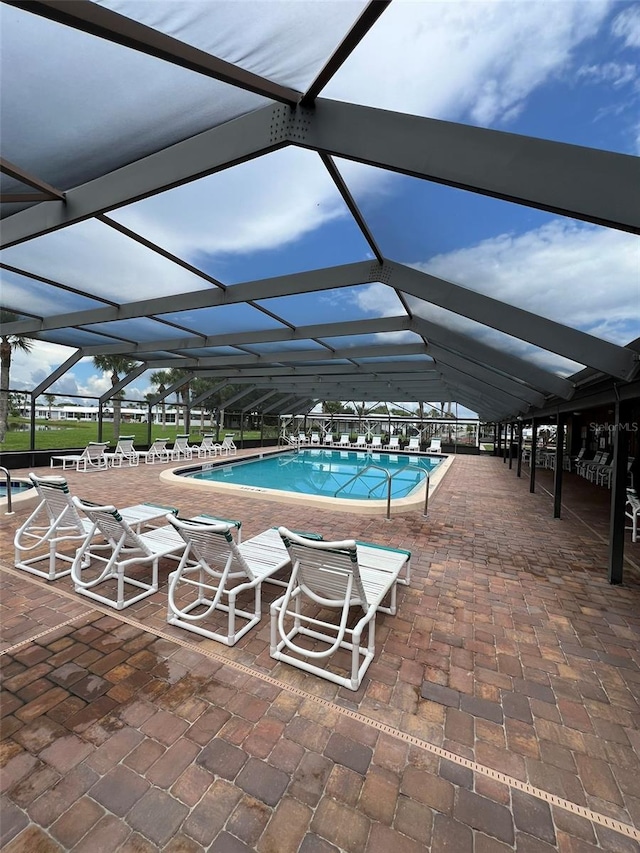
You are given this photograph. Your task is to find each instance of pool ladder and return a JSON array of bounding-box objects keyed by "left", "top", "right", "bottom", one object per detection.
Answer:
[
  {"left": 0, "top": 467, "right": 13, "bottom": 515},
  {"left": 334, "top": 463, "right": 430, "bottom": 520}
]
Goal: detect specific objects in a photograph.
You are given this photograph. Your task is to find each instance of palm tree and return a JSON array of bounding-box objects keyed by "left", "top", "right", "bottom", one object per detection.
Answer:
[
  {"left": 0, "top": 310, "right": 33, "bottom": 443},
  {"left": 92, "top": 355, "right": 138, "bottom": 442},
  {"left": 44, "top": 393, "right": 56, "bottom": 419},
  {"left": 150, "top": 368, "right": 192, "bottom": 429},
  {"left": 149, "top": 371, "right": 168, "bottom": 426}
]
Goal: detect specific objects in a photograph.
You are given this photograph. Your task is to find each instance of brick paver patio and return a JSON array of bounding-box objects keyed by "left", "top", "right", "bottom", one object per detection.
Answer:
[{"left": 1, "top": 452, "right": 639, "bottom": 851}]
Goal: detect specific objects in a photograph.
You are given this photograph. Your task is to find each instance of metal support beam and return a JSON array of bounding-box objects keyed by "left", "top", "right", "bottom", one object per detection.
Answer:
[
  {"left": 218, "top": 386, "right": 257, "bottom": 411},
  {"left": 412, "top": 316, "right": 574, "bottom": 399},
  {"left": 301, "top": 1, "right": 392, "bottom": 105},
  {"left": 553, "top": 415, "right": 565, "bottom": 518},
  {"left": 0, "top": 156, "right": 65, "bottom": 200},
  {"left": 427, "top": 344, "right": 546, "bottom": 407},
  {"left": 1, "top": 105, "right": 285, "bottom": 248},
  {"left": 305, "top": 98, "right": 639, "bottom": 233},
  {"left": 509, "top": 423, "right": 514, "bottom": 470},
  {"left": 529, "top": 420, "right": 538, "bottom": 493},
  {"left": 30, "top": 351, "right": 83, "bottom": 397},
  {"left": 262, "top": 394, "right": 296, "bottom": 415},
  {"left": 516, "top": 421, "right": 523, "bottom": 478},
  {"left": 188, "top": 381, "right": 229, "bottom": 409},
  {"left": 391, "top": 263, "right": 637, "bottom": 381},
  {"left": 242, "top": 390, "right": 278, "bottom": 413}
]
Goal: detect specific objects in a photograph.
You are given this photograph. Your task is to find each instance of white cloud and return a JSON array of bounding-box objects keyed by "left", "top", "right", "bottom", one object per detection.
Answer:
[
  {"left": 612, "top": 5, "right": 640, "bottom": 48},
  {"left": 576, "top": 62, "right": 637, "bottom": 87},
  {"left": 9, "top": 341, "right": 77, "bottom": 390},
  {"left": 414, "top": 220, "right": 639, "bottom": 344},
  {"left": 1, "top": 219, "right": 211, "bottom": 303},
  {"left": 352, "top": 219, "right": 639, "bottom": 375},
  {"left": 111, "top": 147, "right": 348, "bottom": 261},
  {"left": 326, "top": 0, "right": 611, "bottom": 125}
]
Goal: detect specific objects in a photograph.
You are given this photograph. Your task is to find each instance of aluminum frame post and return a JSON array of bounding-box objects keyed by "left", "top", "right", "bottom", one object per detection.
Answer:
[
  {"left": 553, "top": 414, "right": 565, "bottom": 519},
  {"left": 529, "top": 420, "right": 538, "bottom": 493},
  {"left": 509, "top": 422, "right": 514, "bottom": 470}
]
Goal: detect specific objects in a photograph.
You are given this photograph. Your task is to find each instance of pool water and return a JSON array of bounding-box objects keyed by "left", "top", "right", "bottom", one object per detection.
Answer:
[
  {"left": 183, "top": 449, "right": 441, "bottom": 500},
  {"left": 0, "top": 480, "right": 34, "bottom": 497}
]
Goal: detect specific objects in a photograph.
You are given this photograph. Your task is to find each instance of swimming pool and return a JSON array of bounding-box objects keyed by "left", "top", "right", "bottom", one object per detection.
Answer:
[
  {"left": 0, "top": 480, "right": 34, "bottom": 498},
  {"left": 182, "top": 449, "right": 441, "bottom": 500},
  {"left": 161, "top": 448, "right": 452, "bottom": 517},
  {"left": 0, "top": 478, "right": 38, "bottom": 513}
]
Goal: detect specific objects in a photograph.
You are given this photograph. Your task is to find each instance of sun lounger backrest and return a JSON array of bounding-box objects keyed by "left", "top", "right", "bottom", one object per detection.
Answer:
[
  {"left": 87, "top": 442, "right": 108, "bottom": 458},
  {"left": 30, "top": 474, "right": 86, "bottom": 533},
  {"left": 73, "top": 498, "right": 150, "bottom": 553},
  {"left": 168, "top": 517, "right": 253, "bottom": 579},
  {"left": 279, "top": 528, "right": 366, "bottom": 605}
]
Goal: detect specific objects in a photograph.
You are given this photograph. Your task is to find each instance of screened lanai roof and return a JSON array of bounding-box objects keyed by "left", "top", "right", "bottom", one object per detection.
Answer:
[{"left": 1, "top": 0, "right": 639, "bottom": 421}]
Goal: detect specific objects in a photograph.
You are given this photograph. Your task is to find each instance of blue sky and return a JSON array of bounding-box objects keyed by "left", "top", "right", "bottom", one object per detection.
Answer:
[{"left": 6, "top": 0, "right": 639, "bottom": 417}]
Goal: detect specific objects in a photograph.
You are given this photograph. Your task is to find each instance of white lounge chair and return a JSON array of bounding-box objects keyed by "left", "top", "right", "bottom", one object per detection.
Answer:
[
  {"left": 138, "top": 438, "right": 171, "bottom": 464},
  {"left": 576, "top": 451, "right": 605, "bottom": 478},
  {"left": 71, "top": 497, "right": 186, "bottom": 609},
  {"left": 339, "top": 434, "right": 350, "bottom": 447},
  {"left": 387, "top": 435, "right": 400, "bottom": 450},
  {"left": 172, "top": 434, "right": 197, "bottom": 460},
  {"left": 428, "top": 438, "right": 442, "bottom": 453},
  {"left": 165, "top": 517, "right": 295, "bottom": 646},
  {"left": 407, "top": 437, "right": 420, "bottom": 452},
  {"left": 14, "top": 474, "right": 178, "bottom": 581},
  {"left": 371, "top": 436, "right": 382, "bottom": 449},
  {"left": 50, "top": 442, "right": 109, "bottom": 472},
  {"left": 352, "top": 435, "right": 367, "bottom": 449},
  {"left": 219, "top": 434, "right": 237, "bottom": 455},
  {"left": 196, "top": 434, "right": 222, "bottom": 458},
  {"left": 310, "top": 432, "right": 321, "bottom": 445},
  {"left": 324, "top": 434, "right": 334, "bottom": 446},
  {"left": 585, "top": 454, "right": 611, "bottom": 482},
  {"left": 626, "top": 489, "right": 639, "bottom": 542},
  {"left": 271, "top": 528, "right": 411, "bottom": 691},
  {"left": 105, "top": 435, "right": 139, "bottom": 467}
]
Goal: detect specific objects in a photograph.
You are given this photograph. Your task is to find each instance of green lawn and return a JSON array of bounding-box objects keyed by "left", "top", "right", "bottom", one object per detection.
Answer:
[{"left": 0, "top": 420, "right": 274, "bottom": 452}]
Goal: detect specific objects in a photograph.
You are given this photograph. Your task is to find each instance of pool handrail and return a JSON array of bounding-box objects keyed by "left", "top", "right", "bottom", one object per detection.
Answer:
[
  {"left": 334, "top": 462, "right": 430, "bottom": 520},
  {"left": 0, "top": 467, "right": 13, "bottom": 514}
]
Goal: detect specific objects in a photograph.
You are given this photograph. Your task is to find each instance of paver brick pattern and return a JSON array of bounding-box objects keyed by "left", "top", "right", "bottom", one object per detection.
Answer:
[{"left": 0, "top": 454, "right": 639, "bottom": 850}]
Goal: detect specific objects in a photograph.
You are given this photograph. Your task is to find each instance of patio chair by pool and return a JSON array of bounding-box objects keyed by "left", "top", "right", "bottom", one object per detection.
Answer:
[
  {"left": 407, "top": 437, "right": 420, "bottom": 452},
  {"left": 352, "top": 435, "right": 367, "bottom": 449},
  {"left": 71, "top": 497, "right": 186, "bottom": 609},
  {"left": 138, "top": 438, "right": 171, "bottom": 464},
  {"left": 172, "top": 434, "right": 197, "bottom": 460},
  {"left": 576, "top": 451, "right": 605, "bottom": 478},
  {"left": 165, "top": 516, "right": 293, "bottom": 646},
  {"left": 196, "top": 434, "right": 222, "bottom": 458},
  {"left": 428, "top": 438, "right": 442, "bottom": 453},
  {"left": 388, "top": 435, "right": 400, "bottom": 450},
  {"left": 626, "top": 489, "right": 639, "bottom": 542},
  {"left": 105, "top": 436, "right": 139, "bottom": 467},
  {"left": 371, "top": 436, "right": 382, "bottom": 449},
  {"left": 221, "top": 434, "right": 238, "bottom": 456},
  {"left": 50, "top": 442, "right": 109, "bottom": 473},
  {"left": 15, "top": 474, "right": 178, "bottom": 581},
  {"left": 271, "top": 528, "right": 411, "bottom": 691},
  {"left": 324, "top": 434, "right": 334, "bottom": 446},
  {"left": 339, "top": 434, "right": 350, "bottom": 447}
]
